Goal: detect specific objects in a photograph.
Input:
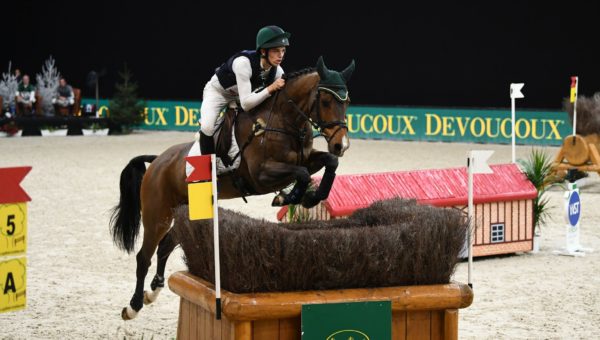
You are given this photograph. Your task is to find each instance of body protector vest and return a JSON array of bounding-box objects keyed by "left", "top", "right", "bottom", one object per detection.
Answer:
[{"left": 215, "top": 50, "right": 277, "bottom": 92}]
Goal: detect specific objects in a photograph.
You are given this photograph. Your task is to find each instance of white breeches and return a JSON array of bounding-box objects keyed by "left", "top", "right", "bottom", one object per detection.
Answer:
[{"left": 200, "top": 76, "right": 237, "bottom": 136}]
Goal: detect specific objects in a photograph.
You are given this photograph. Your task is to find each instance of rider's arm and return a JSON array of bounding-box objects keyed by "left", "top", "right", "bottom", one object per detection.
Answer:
[{"left": 232, "top": 56, "right": 271, "bottom": 112}]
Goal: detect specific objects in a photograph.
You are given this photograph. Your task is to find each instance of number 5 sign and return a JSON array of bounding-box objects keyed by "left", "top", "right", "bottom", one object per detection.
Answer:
[{"left": 0, "top": 166, "right": 31, "bottom": 313}]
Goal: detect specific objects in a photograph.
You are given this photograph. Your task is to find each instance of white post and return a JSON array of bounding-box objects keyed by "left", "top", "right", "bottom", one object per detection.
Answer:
[
  {"left": 211, "top": 154, "right": 222, "bottom": 319},
  {"left": 572, "top": 77, "right": 579, "bottom": 136},
  {"left": 466, "top": 150, "right": 494, "bottom": 289},
  {"left": 511, "top": 97, "right": 516, "bottom": 164},
  {"left": 467, "top": 154, "right": 474, "bottom": 288},
  {"left": 509, "top": 83, "right": 524, "bottom": 164}
]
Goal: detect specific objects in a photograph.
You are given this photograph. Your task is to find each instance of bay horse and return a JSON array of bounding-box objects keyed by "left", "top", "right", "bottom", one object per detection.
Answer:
[{"left": 110, "top": 56, "right": 355, "bottom": 320}]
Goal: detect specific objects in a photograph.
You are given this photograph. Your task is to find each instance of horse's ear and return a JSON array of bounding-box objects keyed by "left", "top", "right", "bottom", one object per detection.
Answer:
[
  {"left": 341, "top": 59, "right": 355, "bottom": 83},
  {"left": 316, "top": 56, "right": 328, "bottom": 78}
]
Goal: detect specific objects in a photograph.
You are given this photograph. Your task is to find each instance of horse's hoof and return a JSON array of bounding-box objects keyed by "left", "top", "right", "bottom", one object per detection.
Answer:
[
  {"left": 121, "top": 306, "right": 138, "bottom": 321},
  {"left": 301, "top": 191, "right": 320, "bottom": 208},
  {"left": 271, "top": 194, "right": 286, "bottom": 207},
  {"left": 143, "top": 288, "right": 162, "bottom": 305}
]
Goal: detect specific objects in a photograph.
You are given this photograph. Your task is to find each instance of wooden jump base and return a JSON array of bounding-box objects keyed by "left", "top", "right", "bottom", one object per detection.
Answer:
[
  {"left": 169, "top": 271, "right": 473, "bottom": 340},
  {"left": 552, "top": 134, "right": 600, "bottom": 176}
]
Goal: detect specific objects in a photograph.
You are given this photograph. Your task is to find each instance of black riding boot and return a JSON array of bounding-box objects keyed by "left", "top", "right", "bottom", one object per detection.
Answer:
[{"left": 199, "top": 132, "right": 215, "bottom": 154}]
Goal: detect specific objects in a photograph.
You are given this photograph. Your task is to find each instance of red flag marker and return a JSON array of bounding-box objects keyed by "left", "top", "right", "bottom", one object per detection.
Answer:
[
  {"left": 0, "top": 167, "right": 32, "bottom": 204},
  {"left": 185, "top": 155, "right": 212, "bottom": 183}
]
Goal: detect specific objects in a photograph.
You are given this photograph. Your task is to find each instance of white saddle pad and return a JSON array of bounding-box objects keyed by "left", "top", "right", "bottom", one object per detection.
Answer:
[{"left": 186, "top": 116, "right": 241, "bottom": 177}]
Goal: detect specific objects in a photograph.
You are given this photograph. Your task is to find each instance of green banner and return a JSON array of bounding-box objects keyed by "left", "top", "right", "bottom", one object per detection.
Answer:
[
  {"left": 302, "top": 301, "right": 391, "bottom": 340},
  {"left": 83, "top": 98, "right": 571, "bottom": 145},
  {"left": 346, "top": 106, "right": 570, "bottom": 145}
]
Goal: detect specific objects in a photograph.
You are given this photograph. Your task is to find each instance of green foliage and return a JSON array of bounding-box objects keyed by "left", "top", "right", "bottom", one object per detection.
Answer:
[
  {"left": 517, "top": 149, "right": 559, "bottom": 234},
  {"left": 109, "top": 64, "right": 145, "bottom": 133},
  {"left": 286, "top": 181, "right": 317, "bottom": 222},
  {"left": 287, "top": 204, "right": 312, "bottom": 222}
]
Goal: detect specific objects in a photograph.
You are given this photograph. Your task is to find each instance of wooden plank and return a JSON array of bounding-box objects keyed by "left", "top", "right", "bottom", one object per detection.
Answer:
[
  {"left": 189, "top": 300, "right": 197, "bottom": 340},
  {"left": 430, "top": 311, "right": 443, "bottom": 340},
  {"left": 279, "top": 317, "right": 301, "bottom": 340},
  {"left": 392, "top": 311, "right": 406, "bottom": 340},
  {"left": 504, "top": 200, "right": 512, "bottom": 242},
  {"left": 234, "top": 321, "right": 252, "bottom": 340},
  {"left": 221, "top": 314, "right": 235, "bottom": 340},
  {"left": 512, "top": 201, "right": 519, "bottom": 242},
  {"left": 180, "top": 299, "right": 190, "bottom": 340},
  {"left": 406, "top": 311, "right": 431, "bottom": 340},
  {"left": 519, "top": 200, "right": 526, "bottom": 240},
  {"left": 200, "top": 305, "right": 211, "bottom": 339},
  {"left": 444, "top": 309, "right": 458, "bottom": 340},
  {"left": 177, "top": 298, "right": 185, "bottom": 339},
  {"left": 253, "top": 319, "right": 280, "bottom": 340}
]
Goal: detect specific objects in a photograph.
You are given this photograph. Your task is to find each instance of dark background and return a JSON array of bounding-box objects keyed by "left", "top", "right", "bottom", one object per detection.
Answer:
[{"left": 5, "top": 1, "right": 599, "bottom": 109}]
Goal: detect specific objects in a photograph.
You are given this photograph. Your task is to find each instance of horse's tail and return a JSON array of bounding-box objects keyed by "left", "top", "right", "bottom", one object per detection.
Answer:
[{"left": 110, "top": 155, "right": 157, "bottom": 253}]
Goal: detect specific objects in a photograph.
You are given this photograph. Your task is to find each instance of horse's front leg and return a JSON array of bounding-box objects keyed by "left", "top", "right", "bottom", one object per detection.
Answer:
[
  {"left": 258, "top": 160, "right": 311, "bottom": 206},
  {"left": 301, "top": 150, "right": 339, "bottom": 208}
]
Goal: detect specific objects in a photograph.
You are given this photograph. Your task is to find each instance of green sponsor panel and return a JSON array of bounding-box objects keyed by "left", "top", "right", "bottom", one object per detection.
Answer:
[
  {"left": 346, "top": 106, "right": 571, "bottom": 146},
  {"left": 83, "top": 98, "right": 572, "bottom": 145},
  {"left": 301, "top": 301, "right": 391, "bottom": 340},
  {"left": 83, "top": 99, "right": 201, "bottom": 132}
]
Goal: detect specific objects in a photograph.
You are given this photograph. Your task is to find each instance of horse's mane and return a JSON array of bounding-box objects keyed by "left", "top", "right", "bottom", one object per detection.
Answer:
[{"left": 282, "top": 67, "right": 316, "bottom": 82}]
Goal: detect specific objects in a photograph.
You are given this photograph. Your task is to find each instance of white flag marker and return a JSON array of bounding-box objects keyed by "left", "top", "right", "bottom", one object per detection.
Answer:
[
  {"left": 467, "top": 150, "right": 494, "bottom": 288},
  {"left": 510, "top": 83, "right": 525, "bottom": 163}
]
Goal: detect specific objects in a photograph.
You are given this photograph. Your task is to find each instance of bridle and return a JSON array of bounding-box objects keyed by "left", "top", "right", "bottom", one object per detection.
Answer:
[{"left": 285, "top": 84, "right": 349, "bottom": 143}]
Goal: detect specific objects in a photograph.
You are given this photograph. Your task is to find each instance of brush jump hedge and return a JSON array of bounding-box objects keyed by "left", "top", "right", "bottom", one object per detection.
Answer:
[{"left": 169, "top": 198, "right": 473, "bottom": 339}]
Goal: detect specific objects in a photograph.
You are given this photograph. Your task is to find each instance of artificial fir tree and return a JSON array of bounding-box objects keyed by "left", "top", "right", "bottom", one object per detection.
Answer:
[
  {"left": 36, "top": 56, "right": 61, "bottom": 115},
  {"left": 108, "top": 64, "right": 145, "bottom": 133}
]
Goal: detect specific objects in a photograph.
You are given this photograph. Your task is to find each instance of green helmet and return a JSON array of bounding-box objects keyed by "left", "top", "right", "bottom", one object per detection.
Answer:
[{"left": 256, "top": 25, "right": 291, "bottom": 51}]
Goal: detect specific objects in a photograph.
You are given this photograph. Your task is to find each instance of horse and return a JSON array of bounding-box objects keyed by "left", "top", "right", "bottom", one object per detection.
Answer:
[{"left": 110, "top": 56, "right": 355, "bottom": 320}]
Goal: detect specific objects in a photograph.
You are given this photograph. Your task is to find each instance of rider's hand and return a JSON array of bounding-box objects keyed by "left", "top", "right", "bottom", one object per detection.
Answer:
[{"left": 268, "top": 78, "right": 285, "bottom": 94}]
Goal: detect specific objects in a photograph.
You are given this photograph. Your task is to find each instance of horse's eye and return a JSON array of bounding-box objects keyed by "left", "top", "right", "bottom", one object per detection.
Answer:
[{"left": 322, "top": 100, "right": 331, "bottom": 108}]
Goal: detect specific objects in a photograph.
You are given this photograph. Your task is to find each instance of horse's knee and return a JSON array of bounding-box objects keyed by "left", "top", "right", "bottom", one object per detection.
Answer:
[
  {"left": 324, "top": 154, "right": 338, "bottom": 170},
  {"left": 297, "top": 167, "right": 311, "bottom": 184}
]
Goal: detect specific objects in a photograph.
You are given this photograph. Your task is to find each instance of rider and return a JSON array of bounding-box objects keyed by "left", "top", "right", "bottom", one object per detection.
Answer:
[{"left": 198, "top": 25, "right": 290, "bottom": 154}]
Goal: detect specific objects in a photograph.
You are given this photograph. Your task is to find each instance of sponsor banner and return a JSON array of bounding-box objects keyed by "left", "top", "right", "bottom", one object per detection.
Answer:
[{"left": 83, "top": 99, "right": 571, "bottom": 145}]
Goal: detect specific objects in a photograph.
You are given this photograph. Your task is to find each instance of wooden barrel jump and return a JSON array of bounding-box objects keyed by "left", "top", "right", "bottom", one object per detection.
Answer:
[
  {"left": 552, "top": 134, "right": 600, "bottom": 176},
  {"left": 169, "top": 272, "right": 473, "bottom": 340}
]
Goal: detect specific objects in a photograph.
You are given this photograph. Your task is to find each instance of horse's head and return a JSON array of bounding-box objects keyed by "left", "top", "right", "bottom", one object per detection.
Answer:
[{"left": 314, "top": 56, "right": 355, "bottom": 156}]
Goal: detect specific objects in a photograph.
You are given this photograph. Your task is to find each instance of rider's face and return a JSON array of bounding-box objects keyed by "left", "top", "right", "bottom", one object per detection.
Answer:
[{"left": 266, "top": 47, "right": 286, "bottom": 66}]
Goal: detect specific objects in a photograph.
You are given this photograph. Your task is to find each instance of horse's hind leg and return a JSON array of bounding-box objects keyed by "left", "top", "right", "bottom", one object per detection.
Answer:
[
  {"left": 122, "top": 205, "right": 172, "bottom": 320},
  {"left": 143, "top": 230, "right": 177, "bottom": 305}
]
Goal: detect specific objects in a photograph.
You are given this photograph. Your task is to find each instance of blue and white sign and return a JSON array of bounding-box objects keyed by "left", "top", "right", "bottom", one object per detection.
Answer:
[
  {"left": 567, "top": 190, "right": 581, "bottom": 227},
  {"left": 555, "top": 183, "right": 593, "bottom": 256}
]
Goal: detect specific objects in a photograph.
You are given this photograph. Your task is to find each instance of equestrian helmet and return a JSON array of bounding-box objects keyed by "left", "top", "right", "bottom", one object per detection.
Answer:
[{"left": 256, "top": 25, "right": 291, "bottom": 50}]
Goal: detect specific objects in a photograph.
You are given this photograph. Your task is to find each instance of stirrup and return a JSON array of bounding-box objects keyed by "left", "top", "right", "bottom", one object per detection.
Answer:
[{"left": 253, "top": 118, "right": 266, "bottom": 136}]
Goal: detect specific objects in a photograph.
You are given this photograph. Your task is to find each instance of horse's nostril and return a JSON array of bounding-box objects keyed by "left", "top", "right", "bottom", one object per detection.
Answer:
[{"left": 334, "top": 143, "right": 342, "bottom": 151}]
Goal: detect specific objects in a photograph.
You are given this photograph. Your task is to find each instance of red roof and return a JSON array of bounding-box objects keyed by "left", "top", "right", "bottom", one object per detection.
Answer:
[{"left": 277, "top": 163, "right": 537, "bottom": 220}]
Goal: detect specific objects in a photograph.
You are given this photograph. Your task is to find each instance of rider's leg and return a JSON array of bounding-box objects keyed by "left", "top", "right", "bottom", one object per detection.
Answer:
[{"left": 199, "top": 80, "right": 229, "bottom": 154}]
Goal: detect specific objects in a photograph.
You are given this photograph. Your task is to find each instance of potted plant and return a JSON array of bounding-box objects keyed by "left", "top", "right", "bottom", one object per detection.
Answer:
[
  {"left": 82, "top": 122, "right": 109, "bottom": 136},
  {"left": 41, "top": 125, "right": 68, "bottom": 137},
  {"left": 0, "top": 114, "right": 21, "bottom": 137},
  {"left": 518, "top": 149, "right": 559, "bottom": 252}
]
